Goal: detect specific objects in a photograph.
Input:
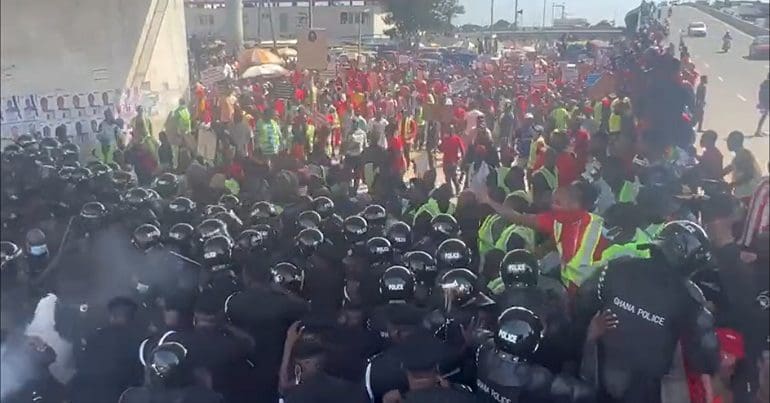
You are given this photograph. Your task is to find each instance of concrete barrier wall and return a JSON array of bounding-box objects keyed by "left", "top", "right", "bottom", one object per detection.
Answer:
[{"left": 685, "top": 3, "right": 769, "bottom": 37}]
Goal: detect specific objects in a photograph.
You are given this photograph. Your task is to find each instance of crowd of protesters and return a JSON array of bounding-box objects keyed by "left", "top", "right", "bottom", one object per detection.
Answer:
[{"left": 0, "top": 4, "right": 769, "bottom": 403}]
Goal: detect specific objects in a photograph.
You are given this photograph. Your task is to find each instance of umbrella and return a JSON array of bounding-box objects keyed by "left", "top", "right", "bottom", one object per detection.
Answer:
[
  {"left": 238, "top": 48, "right": 284, "bottom": 70},
  {"left": 276, "top": 47, "right": 298, "bottom": 57},
  {"left": 241, "top": 64, "right": 289, "bottom": 79}
]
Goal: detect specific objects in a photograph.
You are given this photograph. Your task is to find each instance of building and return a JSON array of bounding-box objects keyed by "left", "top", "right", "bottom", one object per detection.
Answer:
[
  {"left": 552, "top": 18, "right": 591, "bottom": 28},
  {"left": 1, "top": 0, "right": 189, "bottom": 144},
  {"left": 184, "top": 0, "right": 393, "bottom": 44}
]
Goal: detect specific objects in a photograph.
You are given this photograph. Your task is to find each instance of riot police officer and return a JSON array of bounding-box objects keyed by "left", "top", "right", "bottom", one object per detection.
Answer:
[
  {"left": 385, "top": 221, "right": 412, "bottom": 261},
  {"left": 312, "top": 196, "right": 335, "bottom": 220},
  {"left": 119, "top": 342, "right": 224, "bottom": 402},
  {"left": 413, "top": 214, "right": 459, "bottom": 255},
  {"left": 363, "top": 204, "right": 388, "bottom": 237},
  {"left": 435, "top": 238, "right": 472, "bottom": 273},
  {"left": 577, "top": 221, "right": 720, "bottom": 403},
  {"left": 475, "top": 307, "right": 595, "bottom": 402},
  {"left": 403, "top": 250, "right": 438, "bottom": 307}
]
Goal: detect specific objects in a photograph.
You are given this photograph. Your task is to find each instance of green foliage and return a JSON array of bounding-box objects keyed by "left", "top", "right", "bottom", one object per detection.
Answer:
[{"left": 382, "top": 0, "right": 465, "bottom": 38}]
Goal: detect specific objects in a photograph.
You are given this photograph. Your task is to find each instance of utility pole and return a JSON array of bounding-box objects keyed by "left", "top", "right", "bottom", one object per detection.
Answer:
[
  {"left": 490, "top": 0, "right": 494, "bottom": 29},
  {"left": 258, "top": 0, "right": 263, "bottom": 43},
  {"left": 267, "top": 0, "right": 277, "bottom": 50},
  {"left": 225, "top": 0, "right": 244, "bottom": 53},
  {"left": 513, "top": 0, "right": 519, "bottom": 30},
  {"left": 308, "top": 0, "right": 314, "bottom": 28},
  {"left": 542, "top": 0, "right": 547, "bottom": 27}
]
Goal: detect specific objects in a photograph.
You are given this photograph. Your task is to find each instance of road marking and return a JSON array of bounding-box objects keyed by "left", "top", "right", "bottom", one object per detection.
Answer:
[
  {"left": 717, "top": 76, "right": 724, "bottom": 82},
  {"left": 737, "top": 94, "right": 747, "bottom": 102},
  {"left": 703, "top": 62, "right": 710, "bottom": 68}
]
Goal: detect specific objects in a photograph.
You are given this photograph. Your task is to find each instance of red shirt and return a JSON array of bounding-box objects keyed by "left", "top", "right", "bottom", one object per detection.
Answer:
[
  {"left": 536, "top": 210, "right": 608, "bottom": 270},
  {"left": 555, "top": 152, "right": 581, "bottom": 187},
  {"left": 570, "top": 129, "right": 591, "bottom": 168},
  {"left": 388, "top": 136, "right": 406, "bottom": 172},
  {"left": 440, "top": 135, "right": 465, "bottom": 165}
]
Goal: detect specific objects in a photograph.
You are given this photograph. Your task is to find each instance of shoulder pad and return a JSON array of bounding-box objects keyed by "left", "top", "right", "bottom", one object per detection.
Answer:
[
  {"left": 452, "top": 383, "right": 474, "bottom": 393},
  {"left": 685, "top": 280, "right": 708, "bottom": 306},
  {"left": 551, "top": 374, "right": 596, "bottom": 403}
]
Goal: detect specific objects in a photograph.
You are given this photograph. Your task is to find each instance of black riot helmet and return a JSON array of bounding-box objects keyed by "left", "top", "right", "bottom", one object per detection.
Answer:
[
  {"left": 271, "top": 262, "right": 305, "bottom": 294},
  {"left": 362, "top": 204, "right": 387, "bottom": 228},
  {"left": 80, "top": 201, "right": 108, "bottom": 229},
  {"left": 500, "top": 249, "right": 539, "bottom": 289},
  {"left": 380, "top": 265, "right": 416, "bottom": 302},
  {"left": 153, "top": 173, "right": 180, "bottom": 199},
  {"left": 132, "top": 223, "right": 162, "bottom": 251},
  {"left": 403, "top": 250, "right": 438, "bottom": 286},
  {"left": 343, "top": 215, "right": 368, "bottom": 243},
  {"left": 251, "top": 223, "right": 277, "bottom": 249},
  {"left": 205, "top": 204, "right": 228, "bottom": 217},
  {"left": 212, "top": 211, "right": 244, "bottom": 234},
  {"left": 168, "top": 197, "right": 196, "bottom": 222},
  {"left": 297, "top": 210, "right": 322, "bottom": 231},
  {"left": 296, "top": 228, "right": 324, "bottom": 258},
  {"left": 70, "top": 167, "right": 93, "bottom": 184},
  {"left": 112, "top": 170, "right": 135, "bottom": 191},
  {"left": 167, "top": 223, "right": 194, "bottom": 246},
  {"left": 435, "top": 238, "right": 471, "bottom": 271},
  {"left": 202, "top": 235, "right": 234, "bottom": 271},
  {"left": 249, "top": 201, "right": 279, "bottom": 224},
  {"left": 89, "top": 162, "right": 112, "bottom": 180},
  {"left": 16, "top": 134, "right": 35, "bottom": 148},
  {"left": 124, "top": 187, "right": 151, "bottom": 208},
  {"left": 218, "top": 194, "right": 241, "bottom": 212},
  {"left": 147, "top": 342, "right": 190, "bottom": 387},
  {"left": 650, "top": 220, "right": 712, "bottom": 277},
  {"left": 39, "top": 137, "right": 60, "bottom": 154},
  {"left": 385, "top": 221, "right": 412, "bottom": 253},
  {"left": 57, "top": 165, "right": 76, "bottom": 182},
  {"left": 235, "top": 229, "right": 264, "bottom": 254},
  {"left": 0, "top": 241, "right": 23, "bottom": 273},
  {"left": 321, "top": 213, "right": 344, "bottom": 238},
  {"left": 366, "top": 237, "right": 393, "bottom": 264},
  {"left": 437, "top": 268, "right": 478, "bottom": 307},
  {"left": 312, "top": 196, "right": 335, "bottom": 219},
  {"left": 431, "top": 214, "right": 459, "bottom": 240},
  {"left": 195, "top": 218, "right": 229, "bottom": 245},
  {"left": 494, "top": 307, "right": 544, "bottom": 359}
]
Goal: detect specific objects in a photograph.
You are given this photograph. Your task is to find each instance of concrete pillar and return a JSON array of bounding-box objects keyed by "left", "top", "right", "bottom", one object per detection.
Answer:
[{"left": 226, "top": 0, "right": 244, "bottom": 54}]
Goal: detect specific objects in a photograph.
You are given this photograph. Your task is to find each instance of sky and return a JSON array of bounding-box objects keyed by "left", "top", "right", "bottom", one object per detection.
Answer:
[{"left": 455, "top": 0, "right": 645, "bottom": 27}]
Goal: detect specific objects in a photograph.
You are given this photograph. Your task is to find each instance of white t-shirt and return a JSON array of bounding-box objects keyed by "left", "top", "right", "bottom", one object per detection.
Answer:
[
  {"left": 369, "top": 117, "right": 389, "bottom": 149},
  {"left": 464, "top": 109, "right": 484, "bottom": 143}
]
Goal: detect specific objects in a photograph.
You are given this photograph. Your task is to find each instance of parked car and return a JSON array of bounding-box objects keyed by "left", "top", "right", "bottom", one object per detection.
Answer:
[
  {"left": 688, "top": 22, "right": 708, "bottom": 36},
  {"left": 749, "top": 35, "right": 770, "bottom": 59}
]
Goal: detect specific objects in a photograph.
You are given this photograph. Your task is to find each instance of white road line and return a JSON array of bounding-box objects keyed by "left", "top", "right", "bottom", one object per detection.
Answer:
[
  {"left": 717, "top": 76, "right": 724, "bottom": 82},
  {"left": 737, "top": 94, "right": 747, "bottom": 102}
]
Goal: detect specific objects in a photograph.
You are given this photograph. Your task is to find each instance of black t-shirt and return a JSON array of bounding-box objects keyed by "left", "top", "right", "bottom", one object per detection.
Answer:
[
  {"left": 282, "top": 373, "right": 365, "bottom": 403},
  {"left": 403, "top": 385, "right": 476, "bottom": 403}
]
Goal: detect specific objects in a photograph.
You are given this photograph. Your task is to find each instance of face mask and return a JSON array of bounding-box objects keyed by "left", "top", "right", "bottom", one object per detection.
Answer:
[{"left": 29, "top": 244, "right": 48, "bottom": 256}]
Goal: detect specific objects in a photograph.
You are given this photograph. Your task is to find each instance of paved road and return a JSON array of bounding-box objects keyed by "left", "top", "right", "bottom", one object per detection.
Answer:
[{"left": 667, "top": 5, "right": 770, "bottom": 169}]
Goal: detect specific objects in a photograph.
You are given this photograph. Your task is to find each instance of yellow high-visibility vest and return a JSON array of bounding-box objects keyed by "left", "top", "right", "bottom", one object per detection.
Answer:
[
  {"left": 537, "top": 167, "right": 558, "bottom": 192},
  {"left": 478, "top": 214, "right": 502, "bottom": 257},
  {"left": 554, "top": 213, "right": 604, "bottom": 286},
  {"left": 494, "top": 224, "right": 535, "bottom": 252},
  {"left": 411, "top": 198, "right": 455, "bottom": 226}
]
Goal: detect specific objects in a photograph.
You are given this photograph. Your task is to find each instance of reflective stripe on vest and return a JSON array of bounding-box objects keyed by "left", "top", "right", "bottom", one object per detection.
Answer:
[
  {"left": 478, "top": 215, "right": 501, "bottom": 256},
  {"left": 487, "top": 277, "right": 506, "bottom": 295},
  {"left": 494, "top": 224, "right": 535, "bottom": 252},
  {"left": 554, "top": 213, "right": 604, "bottom": 286},
  {"left": 618, "top": 179, "right": 639, "bottom": 203},
  {"left": 411, "top": 198, "right": 455, "bottom": 226},
  {"left": 538, "top": 167, "right": 558, "bottom": 192},
  {"left": 497, "top": 167, "right": 511, "bottom": 194}
]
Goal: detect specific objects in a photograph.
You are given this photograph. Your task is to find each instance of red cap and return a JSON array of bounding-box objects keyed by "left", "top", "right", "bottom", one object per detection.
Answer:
[{"left": 717, "top": 328, "right": 745, "bottom": 360}]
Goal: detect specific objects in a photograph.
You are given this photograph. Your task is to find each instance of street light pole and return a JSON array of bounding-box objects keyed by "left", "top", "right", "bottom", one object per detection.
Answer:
[
  {"left": 542, "top": 0, "right": 547, "bottom": 27},
  {"left": 513, "top": 0, "right": 519, "bottom": 30},
  {"left": 308, "top": 0, "right": 314, "bottom": 28},
  {"left": 491, "top": 0, "right": 494, "bottom": 28}
]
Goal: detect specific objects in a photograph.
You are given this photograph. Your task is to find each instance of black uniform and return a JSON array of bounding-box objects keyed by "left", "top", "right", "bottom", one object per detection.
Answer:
[
  {"left": 475, "top": 340, "right": 594, "bottom": 403},
  {"left": 281, "top": 373, "right": 364, "bottom": 403},
  {"left": 118, "top": 385, "right": 224, "bottom": 403},
  {"left": 583, "top": 256, "right": 719, "bottom": 403},
  {"left": 71, "top": 324, "right": 145, "bottom": 403}
]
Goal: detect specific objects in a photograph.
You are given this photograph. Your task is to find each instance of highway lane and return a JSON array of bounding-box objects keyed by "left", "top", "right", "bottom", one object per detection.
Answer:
[{"left": 667, "top": 5, "right": 769, "bottom": 169}]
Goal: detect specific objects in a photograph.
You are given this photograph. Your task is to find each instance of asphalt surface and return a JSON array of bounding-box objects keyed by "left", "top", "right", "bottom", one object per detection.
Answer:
[{"left": 667, "top": 5, "right": 770, "bottom": 169}]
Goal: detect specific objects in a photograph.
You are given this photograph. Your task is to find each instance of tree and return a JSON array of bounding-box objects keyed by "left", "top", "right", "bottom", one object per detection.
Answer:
[
  {"left": 491, "top": 19, "right": 512, "bottom": 30},
  {"left": 382, "top": 0, "right": 465, "bottom": 39}
]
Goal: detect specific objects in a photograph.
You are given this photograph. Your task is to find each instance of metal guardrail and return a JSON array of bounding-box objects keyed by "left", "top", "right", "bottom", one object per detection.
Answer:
[{"left": 685, "top": 3, "right": 769, "bottom": 37}]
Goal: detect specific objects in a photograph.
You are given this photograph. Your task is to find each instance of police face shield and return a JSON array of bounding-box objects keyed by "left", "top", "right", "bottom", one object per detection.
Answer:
[
  {"left": 312, "top": 196, "right": 335, "bottom": 219},
  {"left": 403, "top": 251, "right": 438, "bottom": 287},
  {"left": 343, "top": 215, "right": 368, "bottom": 244},
  {"left": 499, "top": 250, "right": 539, "bottom": 290},
  {"left": 271, "top": 262, "right": 305, "bottom": 294},
  {"left": 297, "top": 210, "right": 322, "bottom": 232},
  {"left": 79, "top": 201, "right": 108, "bottom": 234},
  {"left": 379, "top": 266, "right": 416, "bottom": 303},
  {"left": 386, "top": 222, "right": 412, "bottom": 253},
  {"left": 296, "top": 228, "right": 324, "bottom": 258}
]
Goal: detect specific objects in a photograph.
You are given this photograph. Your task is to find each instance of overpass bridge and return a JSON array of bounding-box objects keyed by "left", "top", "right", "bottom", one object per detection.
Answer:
[{"left": 459, "top": 28, "right": 626, "bottom": 42}]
